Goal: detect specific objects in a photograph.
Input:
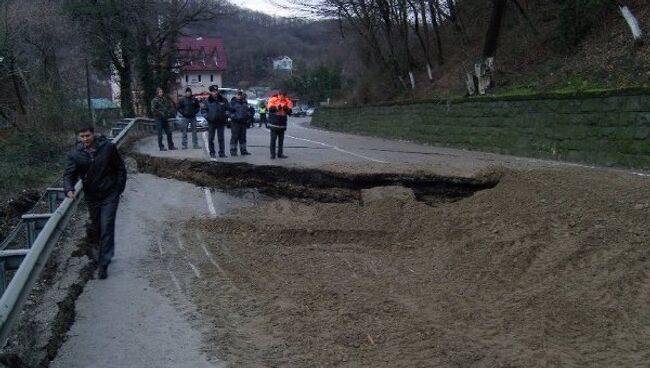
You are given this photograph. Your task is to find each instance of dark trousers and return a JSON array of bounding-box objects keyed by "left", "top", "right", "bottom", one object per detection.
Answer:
[
  {"left": 230, "top": 120, "right": 248, "bottom": 154},
  {"left": 208, "top": 123, "right": 226, "bottom": 155},
  {"left": 259, "top": 114, "right": 267, "bottom": 127},
  {"left": 156, "top": 118, "right": 174, "bottom": 149},
  {"left": 87, "top": 193, "right": 120, "bottom": 267},
  {"left": 270, "top": 128, "right": 285, "bottom": 156}
]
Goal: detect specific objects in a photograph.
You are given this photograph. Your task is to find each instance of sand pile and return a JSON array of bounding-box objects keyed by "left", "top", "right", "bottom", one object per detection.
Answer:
[{"left": 184, "top": 168, "right": 649, "bottom": 367}]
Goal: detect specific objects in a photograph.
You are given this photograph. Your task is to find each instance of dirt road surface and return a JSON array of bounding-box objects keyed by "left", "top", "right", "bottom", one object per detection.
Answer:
[{"left": 180, "top": 168, "right": 649, "bottom": 367}]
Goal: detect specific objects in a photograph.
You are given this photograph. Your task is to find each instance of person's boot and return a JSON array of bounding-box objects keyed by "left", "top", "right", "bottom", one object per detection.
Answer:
[
  {"left": 278, "top": 154, "right": 288, "bottom": 159},
  {"left": 169, "top": 145, "right": 177, "bottom": 151},
  {"left": 230, "top": 150, "right": 238, "bottom": 156},
  {"left": 241, "top": 150, "right": 251, "bottom": 155},
  {"left": 209, "top": 152, "right": 216, "bottom": 158},
  {"left": 219, "top": 152, "right": 227, "bottom": 158},
  {"left": 98, "top": 265, "right": 108, "bottom": 280},
  {"left": 159, "top": 147, "right": 167, "bottom": 151}
]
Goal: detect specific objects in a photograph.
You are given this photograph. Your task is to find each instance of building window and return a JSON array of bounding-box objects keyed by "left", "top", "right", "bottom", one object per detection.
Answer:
[
  {"left": 185, "top": 74, "right": 188, "bottom": 83},
  {"left": 210, "top": 74, "right": 214, "bottom": 82},
  {"left": 198, "top": 74, "right": 202, "bottom": 82}
]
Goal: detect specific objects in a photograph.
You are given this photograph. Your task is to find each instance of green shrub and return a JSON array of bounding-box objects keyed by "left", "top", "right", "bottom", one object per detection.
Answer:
[{"left": 0, "top": 129, "right": 72, "bottom": 195}]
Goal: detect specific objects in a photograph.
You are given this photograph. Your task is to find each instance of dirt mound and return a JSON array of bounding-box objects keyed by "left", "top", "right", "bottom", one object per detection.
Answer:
[{"left": 183, "top": 168, "right": 650, "bottom": 367}]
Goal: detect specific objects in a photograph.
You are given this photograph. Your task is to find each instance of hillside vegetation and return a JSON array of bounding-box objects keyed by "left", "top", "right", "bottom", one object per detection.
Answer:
[
  {"left": 257, "top": 0, "right": 650, "bottom": 103},
  {"left": 429, "top": 0, "right": 650, "bottom": 97}
]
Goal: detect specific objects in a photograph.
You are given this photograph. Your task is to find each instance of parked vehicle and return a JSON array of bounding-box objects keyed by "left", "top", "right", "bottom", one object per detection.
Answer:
[
  {"left": 194, "top": 112, "right": 208, "bottom": 130},
  {"left": 175, "top": 111, "right": 208, "bottom": 130},
  {"left": 292, "top": 106, "right": 307, "bottom": 117}
]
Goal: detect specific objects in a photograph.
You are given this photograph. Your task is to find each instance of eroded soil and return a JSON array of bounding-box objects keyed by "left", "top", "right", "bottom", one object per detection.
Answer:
[{"left": 154, "top": 166, "right": 650, "bottom": 367}]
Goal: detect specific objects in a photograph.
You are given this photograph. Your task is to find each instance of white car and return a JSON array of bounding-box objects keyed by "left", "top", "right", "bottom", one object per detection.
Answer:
[
  {"left": 175, "top": 112, "right": 208, "bottom": 130},
  {"left": 194, "top": 112, "right": 208, "bottom": 130}
]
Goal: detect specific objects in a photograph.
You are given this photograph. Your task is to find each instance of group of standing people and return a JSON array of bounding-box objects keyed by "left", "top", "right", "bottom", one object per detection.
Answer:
[
  {"left": 151, "top": 85, "right": 293, "bottom": 159},
  {"left": 63, "top": 85, "right": 294, "bottom": 280},
  {"left": 64, "top": 86, "right": 293, "bottom": 280}
]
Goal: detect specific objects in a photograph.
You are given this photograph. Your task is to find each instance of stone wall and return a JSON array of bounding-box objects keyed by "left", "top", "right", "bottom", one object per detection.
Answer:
[{"left": 312, "top": 91, "right": 650, "bottom": 169}]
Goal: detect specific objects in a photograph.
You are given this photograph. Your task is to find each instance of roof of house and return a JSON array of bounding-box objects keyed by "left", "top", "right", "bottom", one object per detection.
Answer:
[{"left": 177, "top": 36, "right": 228, "bottom": 72}]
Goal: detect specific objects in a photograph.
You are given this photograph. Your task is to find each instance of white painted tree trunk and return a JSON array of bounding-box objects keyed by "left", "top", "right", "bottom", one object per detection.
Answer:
[
  {"left": 620, "top": 6, "right": 643, "bottom": 44},
  {"left": 409, "top": 71, "right": 416, "bottom": 90},
  {"left": 466, "top": 73, "right": 477, "bottom": 96},
  {"left": 466, "top": 57, "right": 495, "bottom": 95},
  {"left": 426, "top": 64, "right": 433, "bottom": 81}
]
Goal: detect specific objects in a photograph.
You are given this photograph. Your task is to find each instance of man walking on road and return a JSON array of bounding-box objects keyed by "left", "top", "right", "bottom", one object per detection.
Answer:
[
  {"left": 229, "top": 91, "right": 251, "bottom": 156},
  {"left": 203, "top": 85, "right": 229, "bottom": 158},
  {"left": 267, "top": 90, "right": 293, "bottom": 159},
  {"left": 151, "top": 87, "right": 177, "bottom": 151},
  {"left": 64, "top": 125, "right": 126, "bottom": 279},
  {"left": 177, "top": 87, "right": 201, "bottom": 150}
]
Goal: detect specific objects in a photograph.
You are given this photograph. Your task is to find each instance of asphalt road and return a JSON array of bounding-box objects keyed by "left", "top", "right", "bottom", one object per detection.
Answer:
[
  {"left": 51, "top": 174, "right": 242, "bottom": 368},
  {"left": 136, "top": 117, "right": 647, "bottom": 178}
]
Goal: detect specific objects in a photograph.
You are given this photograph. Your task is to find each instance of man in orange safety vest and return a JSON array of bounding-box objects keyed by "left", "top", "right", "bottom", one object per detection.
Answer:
[{"left": 266, "top": 91, "right": 293, "bottom": 159}]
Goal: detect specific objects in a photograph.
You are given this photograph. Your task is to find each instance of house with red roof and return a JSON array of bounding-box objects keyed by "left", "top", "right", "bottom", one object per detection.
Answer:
[{"left": 175, "top": 36, "right": 228, "bottom": 99}]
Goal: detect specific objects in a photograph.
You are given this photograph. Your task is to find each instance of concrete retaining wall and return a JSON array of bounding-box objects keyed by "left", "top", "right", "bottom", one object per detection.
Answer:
[{"left": 312, "top": 92, "right": 650, "bottom": 169}]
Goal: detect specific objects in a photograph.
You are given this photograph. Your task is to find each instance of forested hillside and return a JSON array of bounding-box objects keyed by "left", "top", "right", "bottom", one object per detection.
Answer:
[
  {"left": 287, "top": 0, "right": 649, "bottom": 103},
  {"left": 189, "top": 7, "right": 345, "bottom": 88}
]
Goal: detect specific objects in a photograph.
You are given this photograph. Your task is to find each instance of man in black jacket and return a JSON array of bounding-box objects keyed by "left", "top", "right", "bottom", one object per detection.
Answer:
[
  {"left": 229, "top": 91, "right": 251, "bottom": 156},
  {"left": 177, "top": 87, "right": 201, "bottom": 150},
  {"left": 203, "top": 85, "right": 229, "bottom": 158},
  {"left": 64, "top": 125, "right": 127, "bottom": 279}
]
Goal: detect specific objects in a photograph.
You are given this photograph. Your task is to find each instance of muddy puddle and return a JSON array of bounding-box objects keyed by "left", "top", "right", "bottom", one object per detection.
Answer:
[{"left": 204, "top": 187, "right": 271, "bottom": 215}]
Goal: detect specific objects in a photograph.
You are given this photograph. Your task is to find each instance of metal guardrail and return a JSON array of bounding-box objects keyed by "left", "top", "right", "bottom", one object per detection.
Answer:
[{"left": 0, "top": 117, "right": 157, "bottom": 347}]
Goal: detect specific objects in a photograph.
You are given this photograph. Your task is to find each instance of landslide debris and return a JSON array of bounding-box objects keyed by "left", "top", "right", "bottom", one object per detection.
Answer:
[{"left": 180, "top": 167, "right": 650, "bottom": 367}]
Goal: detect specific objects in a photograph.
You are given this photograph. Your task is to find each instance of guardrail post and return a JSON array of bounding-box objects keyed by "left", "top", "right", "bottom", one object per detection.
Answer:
[
  {"left": 0, "top": 261, "right": 5, "bottom": 296},
  {"left": 111, "top": 127, "right": 123, "bottom": 138},
  {"left": 0, "top": 250, "right": 30, "bottom": 295},
  {"left": 46, "top": 188, "right": 67, "bottom": 213},
  {"left": 22, "top": 214, "right": 52, "bottom": 248}
]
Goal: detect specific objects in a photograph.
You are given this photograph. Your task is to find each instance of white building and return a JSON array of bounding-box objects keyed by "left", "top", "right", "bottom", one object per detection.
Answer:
[
  {"left": 175, "top": 36, "right": 228, "bottom": 99},
  {"left": 273, "top": 56, "right": 293, "bottom": 72}
]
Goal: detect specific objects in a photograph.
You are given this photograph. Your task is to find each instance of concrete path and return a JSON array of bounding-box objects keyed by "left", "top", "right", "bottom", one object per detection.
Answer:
[
  {"left": 136, "top": 117, "right": 647, "bottom": 178},
  {"left": 52, "top": 174, "right": 225, "bottom": 368}
]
